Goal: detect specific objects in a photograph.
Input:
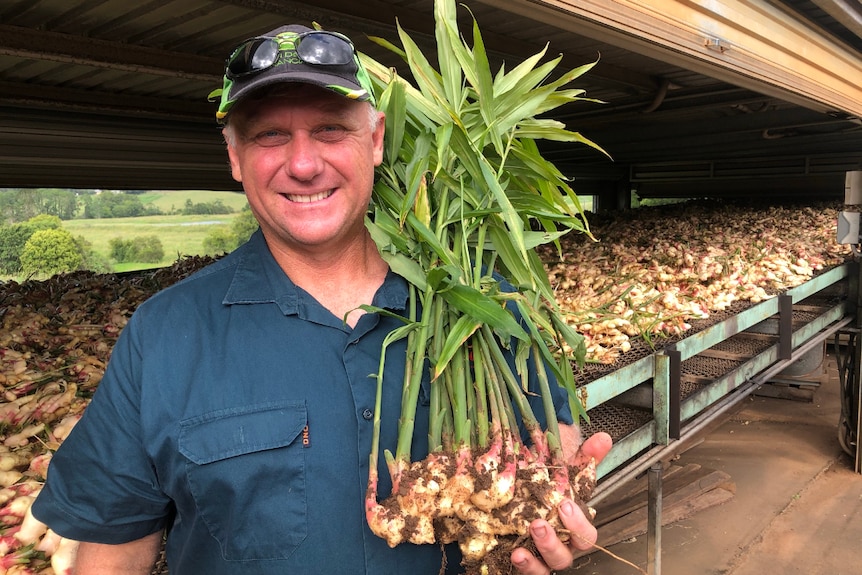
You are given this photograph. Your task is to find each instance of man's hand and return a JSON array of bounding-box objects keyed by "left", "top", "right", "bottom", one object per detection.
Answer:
[{"left": 511, "top": 429, "right": 613, "bottom": 575}]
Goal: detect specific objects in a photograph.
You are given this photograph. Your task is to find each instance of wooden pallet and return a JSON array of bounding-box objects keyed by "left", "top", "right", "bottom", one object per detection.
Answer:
[{"left": 582, "top": 463, "right": 735, "bottom": 554}]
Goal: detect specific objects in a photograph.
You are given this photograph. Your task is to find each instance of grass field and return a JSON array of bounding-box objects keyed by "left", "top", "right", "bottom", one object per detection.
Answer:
[
  {"left": 136, "top": 190, "right": 248, "bottom": 214},
  {"left": 65, "top": 212, "right": 243, "bottom": 268},
  {"left": 60, "top": 191, "right": 251, "bottom": 272}
]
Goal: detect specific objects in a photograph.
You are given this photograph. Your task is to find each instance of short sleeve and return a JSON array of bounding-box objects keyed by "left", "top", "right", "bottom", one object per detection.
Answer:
[{"left": 31, "top": 316, "right": 171, "bottom": 543}]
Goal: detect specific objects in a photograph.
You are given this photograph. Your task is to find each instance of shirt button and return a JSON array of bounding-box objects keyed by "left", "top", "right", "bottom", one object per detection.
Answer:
[{"left": 362, "top": 409, "right": 373, "bottom": 420}]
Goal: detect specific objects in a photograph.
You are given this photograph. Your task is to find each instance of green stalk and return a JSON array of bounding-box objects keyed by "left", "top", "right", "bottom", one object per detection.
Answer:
[
  {"left": 432, "top": 297, "right": 470, "bottom": 449},
  {"left": 371, "top": 321, "right": 421, "bottom": 489},
  {"left": 428, "top": 363, "right": 444, "bottom": 452},
  {"left": 393, "top": 287, "right": 435, "bottom": 463},
  {"left": 401, "top": 283, "right": 418, "bottom": 413},
  {"left": 471, "top": 333, "right": 490, "bottom": 448},
  {"left": 459, "top": 337, "right": 477, "bottom": 447},
  {"left": 472, "top": 223, "right": 487, "bottom": 288},
  {"left": 447, "top": 318, "right": 471, "bottom": 448},
  {"left": 480, "top": 325, "right": 539, "bottom": 433},
  {"left": 476, "top": 329, "right": 516, "bottom": 437},
  {"left": 532, "top": 341, "right": 563, "bottom": 461}
]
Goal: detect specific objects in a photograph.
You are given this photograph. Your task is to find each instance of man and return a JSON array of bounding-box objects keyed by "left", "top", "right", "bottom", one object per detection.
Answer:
[{"left": 32, "top": 24, "right": 611, "bottom": 575}]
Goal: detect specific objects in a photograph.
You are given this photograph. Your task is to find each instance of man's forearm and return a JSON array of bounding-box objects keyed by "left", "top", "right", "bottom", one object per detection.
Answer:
[{"left": 72, "top": 531, "right": 162, "bottom": 575}]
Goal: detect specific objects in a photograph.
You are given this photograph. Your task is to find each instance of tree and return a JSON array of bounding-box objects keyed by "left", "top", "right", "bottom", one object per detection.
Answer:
[
  {"left": 231, "top": 207, "right": 259, "bottom": 245},
  {"left": 26, "top": 214, "right": 62, "bottom": 231},
  {"left": 0, "top": 224, "right": 32, "bottom": 274},
  {"left": 0, "top": 189, "right": 39, "bottom": 223},
  {"left": 182, "top": 199, "right": 234, "bottom": 215},
  {"left": 36, "top": 189, "right": 78, "bottom": 220},
  {"left": 202, "top": 227, "right": 236, "bottom": 255},
  {"left": 19, "top": 228, "right": 83, "bottom": 277},
  {"left": 109, "top": 238, "right": 136, "bottom": 263},
  {"left": 82, "top": 191, "right": 158, "bottom": 219},
  {"left": 135, "top": 235, "right": 164, "bottom": 263},
  {"left": 0, "top": 189, "right": 79, "bottom": 223},
  {"left": 74, "top": 235, "right": 112, "bottom": 274},
  {"left": 109, "top": 235, "right": 164, "bottom": 263},
  {"left": 0, "top": 215, "right": 63, "bottom": 274},
  {"left": 201, "top": 207, "right": 259, "bottom": 256}
]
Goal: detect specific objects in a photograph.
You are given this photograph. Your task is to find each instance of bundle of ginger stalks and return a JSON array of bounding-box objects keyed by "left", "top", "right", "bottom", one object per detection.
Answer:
[{"left": 358, "top": 1, "right": 605, "bottom": 573}]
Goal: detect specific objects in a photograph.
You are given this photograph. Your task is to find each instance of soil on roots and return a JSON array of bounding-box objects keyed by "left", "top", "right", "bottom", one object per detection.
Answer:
[
  {"left": 459, "top": 464, "right": 597, "bottom": 575},
  {"left": 373, "top": 445, "right": 598, "bottom": 574}
]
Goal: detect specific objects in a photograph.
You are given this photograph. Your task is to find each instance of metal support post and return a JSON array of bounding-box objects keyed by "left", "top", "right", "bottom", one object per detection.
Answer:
[
  {"left": 647, "top": 463, "right": 662, "bottom": 575},
  {"left": 854, "top": 259, "right": 862, "bottom": 474},
  {"left": 668, "top": 348, "right": 681, "bottom": 440},
  {"left": 778, "top": 294, "right": 793, "bottom": 360},
  {"left": 856, "top": 360, "right": 862, "bottom": 475}
]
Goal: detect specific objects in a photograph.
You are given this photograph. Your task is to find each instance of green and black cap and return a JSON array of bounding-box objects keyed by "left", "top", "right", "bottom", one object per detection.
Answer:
[{"left": 211, "top": 24, "right": 376, "bottom": 123}]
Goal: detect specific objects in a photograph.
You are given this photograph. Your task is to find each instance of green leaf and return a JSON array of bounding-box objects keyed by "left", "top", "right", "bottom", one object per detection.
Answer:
[
  {"left": 438, "top": 280, "right": 528, "bottom": 343},
  {"left": 433, "top": 314, "right": 482, "bottom": 379},
  {"left": 492, "top": 46, "right": 552, "bottom": 97},
  {"left": 521, "top": 229, "right": 569, "bottom": 250},
  {"left": 405, "top": 211, "right": 457, "bottom": 268},
  {"left": 397, "top": 23, "right": 452, "bottom": 119},
  {"left": 478, "top": 155, "right": 528, "bottom": 267},
  {"left": 433, "top": 123, "right": 454, "bottom": 178},
  {"left": 426, "top": 265, "right": 457, "bottom": 290},
  {"left": 467, "top": 19, "right": 498, "bottom": 154},
  {"left": 360, "top": 51, "right": 448, "bottom": 127},
  {"left": 381, "top": 251, "right": 428, "bottom": 290},
  {"left": 402, "top": 133, "right": 433, "bottom": 224},
  {"left": 435, "top": 0, "right": 464, "bottom": 110},
  {"left": 380, "top": 78, "right": 407, "bottom": 165}
]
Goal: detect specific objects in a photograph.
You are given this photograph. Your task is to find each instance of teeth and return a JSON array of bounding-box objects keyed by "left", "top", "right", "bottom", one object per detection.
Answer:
[{"left": 287, "top": 190, "right": 331, "bottom": 203}]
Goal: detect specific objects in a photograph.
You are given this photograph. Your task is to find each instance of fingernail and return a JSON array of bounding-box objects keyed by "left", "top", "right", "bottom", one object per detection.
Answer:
[
  {"left": 561, "top": 500, "right": 575, "bottom": 518},
  {"left": 533, "top": 524, "right": 547, "bottom": 539}
]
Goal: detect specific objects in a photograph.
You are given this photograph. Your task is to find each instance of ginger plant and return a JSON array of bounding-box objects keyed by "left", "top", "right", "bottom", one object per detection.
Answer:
[{"left": 359, "top": 1, "right": 608, "bottom": 572}]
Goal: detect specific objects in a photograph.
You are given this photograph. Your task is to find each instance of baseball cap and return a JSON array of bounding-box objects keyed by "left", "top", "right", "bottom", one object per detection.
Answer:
[{"left": 211, "top": 24, "right": 376, "bottom": 122}]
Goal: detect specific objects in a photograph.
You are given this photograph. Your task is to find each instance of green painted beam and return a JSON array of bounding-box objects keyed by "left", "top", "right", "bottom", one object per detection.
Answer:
[{"left": 581, "top": 354, "right": 655, "bottom": 411}]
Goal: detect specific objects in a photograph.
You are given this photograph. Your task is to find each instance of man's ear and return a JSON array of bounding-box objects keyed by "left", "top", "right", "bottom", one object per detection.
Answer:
[
  {"left": 372, "top": 111, "right": 386, "bottom": 167},
  {"left": 223, "top": 129, "right": 243, "bottom": 183}
]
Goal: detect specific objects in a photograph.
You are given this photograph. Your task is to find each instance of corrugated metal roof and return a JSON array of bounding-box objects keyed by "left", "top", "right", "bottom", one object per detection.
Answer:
[{"left": 0, "top": 0, "right": 860, "bottom": 196}]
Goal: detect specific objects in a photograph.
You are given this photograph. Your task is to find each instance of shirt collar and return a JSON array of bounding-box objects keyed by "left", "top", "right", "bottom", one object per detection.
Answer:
[{"left": 222, "top": 230, "right": 409, "bottom": 315}]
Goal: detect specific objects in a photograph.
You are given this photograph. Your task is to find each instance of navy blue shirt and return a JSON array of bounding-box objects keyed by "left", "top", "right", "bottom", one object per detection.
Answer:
[{"left": 33, "top": 230, "right": 572, "bottom": 574}]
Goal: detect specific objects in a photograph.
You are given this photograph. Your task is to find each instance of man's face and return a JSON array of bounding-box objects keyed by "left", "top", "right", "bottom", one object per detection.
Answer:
[{"left": 225, "top": 84, "right": 385, "bottom": 256}]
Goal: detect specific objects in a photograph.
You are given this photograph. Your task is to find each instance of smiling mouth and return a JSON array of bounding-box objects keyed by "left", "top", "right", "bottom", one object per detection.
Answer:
[{"left": 285, "top": 190, "right": 333, "bottom": 203}]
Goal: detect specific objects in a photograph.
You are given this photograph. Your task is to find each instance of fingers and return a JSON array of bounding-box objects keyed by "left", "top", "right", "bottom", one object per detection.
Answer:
[
  {"left": 511, "top": 499, "right": 598, "bottom": 574},
  {"left": 559, "top": 499, "right": 598, "bottom": 551},
  {"left": 510, "top": 518, "right": 565, "bottom": 575},
  {"left": 511, "top": 431, "right": 612, "bottom": 574},
  {"left": 583, "top": 431, "right": 613, "bottom": 462},
  {"left": 570, "top": 431, "right": 612, "bottom": 469}
]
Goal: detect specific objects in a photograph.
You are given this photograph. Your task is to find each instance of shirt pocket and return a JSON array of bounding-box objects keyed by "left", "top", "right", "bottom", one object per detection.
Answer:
[{"left": 179, "top": 400, "right": 307, "bottom": 561}]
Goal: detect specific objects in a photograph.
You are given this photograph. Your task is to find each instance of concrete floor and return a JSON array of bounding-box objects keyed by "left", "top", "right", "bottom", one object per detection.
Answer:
[{"left": 571, "top": 354, "right": 862, "bottom": 575}]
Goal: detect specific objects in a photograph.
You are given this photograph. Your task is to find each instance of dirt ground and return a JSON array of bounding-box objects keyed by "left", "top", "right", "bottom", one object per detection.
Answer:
[{"left": 568, "top": 353, "right": 862, "bottom": 575}]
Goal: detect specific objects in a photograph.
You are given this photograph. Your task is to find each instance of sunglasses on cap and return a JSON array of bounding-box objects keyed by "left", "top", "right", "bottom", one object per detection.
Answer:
[{"left": 226, "top": 30, "right": 357, "bottom": 80}]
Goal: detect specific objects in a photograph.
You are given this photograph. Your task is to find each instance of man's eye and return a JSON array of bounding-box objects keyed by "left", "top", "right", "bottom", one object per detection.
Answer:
[
  {"left": 254, "top": 130, "right": 290, "bottom": 147},
  {"left": 315, "top": 126, "right": 347, "bottom": 141}
]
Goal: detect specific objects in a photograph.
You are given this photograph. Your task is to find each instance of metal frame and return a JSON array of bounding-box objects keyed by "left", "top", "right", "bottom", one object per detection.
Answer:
[{"left": 583, "top": 263, "right": 854, "bottom": 574}]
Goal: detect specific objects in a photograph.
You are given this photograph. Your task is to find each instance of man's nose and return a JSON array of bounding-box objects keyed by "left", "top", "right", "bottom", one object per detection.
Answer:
[{"left": 285, "top": 134, "right": 323, "bottom": 180}]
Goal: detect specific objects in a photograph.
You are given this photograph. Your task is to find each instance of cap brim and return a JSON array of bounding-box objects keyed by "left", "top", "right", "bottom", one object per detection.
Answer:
[{"left": 229, "top": 69, "right": 370, "bottom": 109}]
